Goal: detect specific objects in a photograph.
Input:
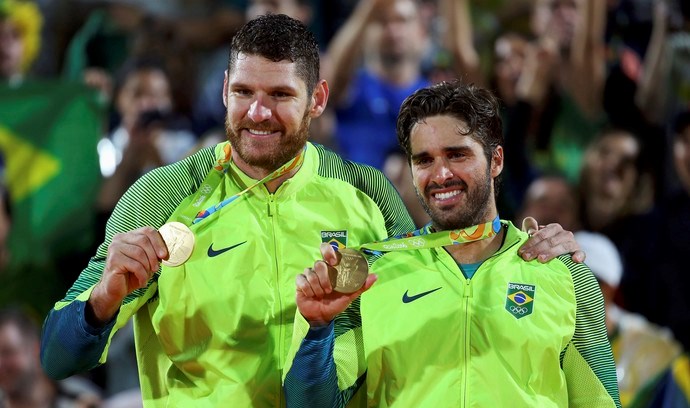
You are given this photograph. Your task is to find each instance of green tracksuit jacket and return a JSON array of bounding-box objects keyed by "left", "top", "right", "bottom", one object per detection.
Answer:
[
  {"left": 40, "top": 141, "right": 414, "bottom": 407},
  {"left": 284, "top": 221, "right": 621, "bottom": 407}
]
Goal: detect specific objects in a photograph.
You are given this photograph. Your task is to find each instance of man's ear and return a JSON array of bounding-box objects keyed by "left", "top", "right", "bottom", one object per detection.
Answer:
[
  {"left": 308, "top": 80, "right": 329, "bottom": 118},
  {"left": 222, "top": 70, "right": 229, "bottom": 108},
  {"left": 491, "top": 146, "right": 504, "bottom": 178}
]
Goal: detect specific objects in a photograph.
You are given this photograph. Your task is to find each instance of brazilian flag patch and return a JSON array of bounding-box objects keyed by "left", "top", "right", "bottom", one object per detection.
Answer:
[
  {"left": 505, "top": 282, "right": 535, "bottom": 319},
  {"left": 321, "top": 230, "right": 347, "bottom": 250}
]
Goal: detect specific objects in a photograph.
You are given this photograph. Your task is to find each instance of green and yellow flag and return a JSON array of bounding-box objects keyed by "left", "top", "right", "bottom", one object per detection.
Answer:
[{"left": 0, "top": 80, "right": 103, "bottom": 313}]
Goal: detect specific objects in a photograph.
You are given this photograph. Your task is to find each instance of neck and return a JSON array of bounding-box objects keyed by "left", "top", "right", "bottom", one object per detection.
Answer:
[
  {"left": 444, "top": 219, "right": 504, "bottom": 265},
  {"left": 231, "top": 152, "right": 302, "bottom": 194},
  {"left": 372, "top": 57, "right": 419, "bottom": 86}
]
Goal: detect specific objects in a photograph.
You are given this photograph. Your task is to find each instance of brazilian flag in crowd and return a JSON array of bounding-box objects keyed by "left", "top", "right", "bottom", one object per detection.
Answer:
[{"left": 0, "top": 80, "right": 103, "bottom": 314}]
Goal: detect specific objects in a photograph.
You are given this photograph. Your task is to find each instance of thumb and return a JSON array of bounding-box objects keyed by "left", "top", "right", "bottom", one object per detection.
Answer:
[
  {"left": 320, "top": 242, "right": 341, "bottom": 266},
  {"left": 521, "top": 216, "right": 539, "bottom": 237}
]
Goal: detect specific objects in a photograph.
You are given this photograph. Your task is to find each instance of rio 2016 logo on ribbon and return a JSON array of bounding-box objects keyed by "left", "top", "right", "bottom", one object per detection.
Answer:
[{"left": 505, "top": 282, "right": 535, "bottom": 319}]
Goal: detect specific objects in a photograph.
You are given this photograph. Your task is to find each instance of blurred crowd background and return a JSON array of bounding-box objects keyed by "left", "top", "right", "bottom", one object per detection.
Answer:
[{"left": 0, "top": 0, "right": 689, "bottom": 406}]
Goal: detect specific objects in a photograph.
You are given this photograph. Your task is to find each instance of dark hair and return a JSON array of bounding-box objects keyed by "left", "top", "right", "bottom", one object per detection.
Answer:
[
  {"left": 229, "top": 13, "right": 320, "bottom": 94},
  {"left": 113, "top": 56, "right": 169, "bottom": 98},
  {"left": 0, "top": 307, "right": 40, "bottom": 342},
  {"left": 396, "top": 81, "right": 504, "bottom": 164}
]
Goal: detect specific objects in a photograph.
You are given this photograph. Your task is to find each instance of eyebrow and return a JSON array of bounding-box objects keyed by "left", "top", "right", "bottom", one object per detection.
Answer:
[
  {"left": 410, "top": 145, "right": 472, "bottom": 161},
  {"left": 229, "top": 81, "right": 299, "bottom": 94}
]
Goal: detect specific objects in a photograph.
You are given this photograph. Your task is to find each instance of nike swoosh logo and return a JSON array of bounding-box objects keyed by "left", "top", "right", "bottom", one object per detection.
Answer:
[
  {"left": 207, "top": 241, "right": 247, "bottom": 257},
  {"left": 402, "top": 287, "right": 442, "bottom": 303}
]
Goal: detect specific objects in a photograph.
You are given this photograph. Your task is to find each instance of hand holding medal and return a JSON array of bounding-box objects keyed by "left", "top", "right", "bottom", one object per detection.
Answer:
[{"left": 326, "top": 216, "right": 502, "bottom": 294}]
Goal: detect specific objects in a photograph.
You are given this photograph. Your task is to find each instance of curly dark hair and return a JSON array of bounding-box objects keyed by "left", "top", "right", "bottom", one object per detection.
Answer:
[
  {"left": 229, "top": 14, "right": 320, "bottom": 95},
  {"left": 396, "top": 81, "right": 503, "bottom": 165}
]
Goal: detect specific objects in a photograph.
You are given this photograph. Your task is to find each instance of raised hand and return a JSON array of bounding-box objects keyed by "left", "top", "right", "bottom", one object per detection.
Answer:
[
  {"left": 295, "top": 243, "right": 377, "bottom": 327},
  {"left": 87, "top": 227, "right": 169, "bottom": 325},
  {"left": 518, "top": 217, "right": 585, "bottom": 263}
]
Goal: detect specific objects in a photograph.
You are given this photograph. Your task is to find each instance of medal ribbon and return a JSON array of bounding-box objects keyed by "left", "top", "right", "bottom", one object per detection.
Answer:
[
  {"left": 356, "top": 215, "right": 501, "bottom": 254},
  {"left": 192, "top": 144, "right": 306, "bottom": 224},
  {"left": 170, "top": 142, "right": 306, "bottom": 226}
]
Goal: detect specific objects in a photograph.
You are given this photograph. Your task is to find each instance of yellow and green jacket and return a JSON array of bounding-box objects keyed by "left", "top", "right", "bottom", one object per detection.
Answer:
[
  {"left": 284, "top": 221, "right": 621, "bottom": 407},
  {"left": 40, "top": 141, "right": 414, "bottom": 407}
]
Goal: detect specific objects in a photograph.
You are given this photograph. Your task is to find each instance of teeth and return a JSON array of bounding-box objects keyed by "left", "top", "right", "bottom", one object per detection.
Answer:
[
  {"left": 248, "top": 129, "right": 274, "bottom": 135},
  {"left": 434, "top": 190, "right": 460, "bottom": 200}
]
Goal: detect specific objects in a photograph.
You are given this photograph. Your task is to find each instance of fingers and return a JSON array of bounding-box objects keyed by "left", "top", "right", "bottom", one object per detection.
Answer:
[
  {"left": 296, "top": 261, "right": 334, "bottom": 299},
  {"left": 319, "top": 242, "right": 341, "bottom": 267},
  {"left": 104, "top": 227, "right": 168, "bottom": 290},
  {"left": 571, "top": 249, "right": 586, "bottom": 264},
  {"left": 521, "top": 216, "right": 539, "bottom": 237},
  {"left": 518, "top": 223, "right": 581, "bottom": 263}
]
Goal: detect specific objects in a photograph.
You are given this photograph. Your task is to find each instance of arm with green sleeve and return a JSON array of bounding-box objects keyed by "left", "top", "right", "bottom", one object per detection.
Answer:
[
  {"left": 41, "top": 148, "right": 215, "bottom": 379},
  {"left": 284, "top": 298, "right": 367, "bottom": 408},
  {"left": 560, "top": 256, "right": 622, "bottom": 407}
]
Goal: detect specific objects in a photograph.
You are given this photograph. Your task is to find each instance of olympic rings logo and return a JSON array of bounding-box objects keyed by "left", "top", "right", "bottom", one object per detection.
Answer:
[
  {"left": 509, "top": 306, "right": 529, "bottom": 315},
  {"left": 410, "top": 238, "right": 425, "bottom": 247}
]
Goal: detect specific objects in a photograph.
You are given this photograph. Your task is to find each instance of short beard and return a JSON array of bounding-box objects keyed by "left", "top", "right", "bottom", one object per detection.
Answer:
[
  {"left": 225, "top": 111, "right": 311, "bottom": 173},
  {"left": 416, "top": 168, "right": 493, "bottom": 231}
]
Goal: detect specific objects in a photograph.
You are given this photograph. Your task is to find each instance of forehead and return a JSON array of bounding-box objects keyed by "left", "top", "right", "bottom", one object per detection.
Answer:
[
  {"left": 378, "top": 0, "right": 419, "bottom": 22},
  {"left": 123, "top": 69, "right": 168, "bottom": 89},
  {"left": 598, "top": 132, "right": 639, "bottom": 155},
  {"left": 410, "top": 115, "right": 478, "bottom": 151},
  {"left": 228, "top": 53, "right": 306, "bottom": 92},
  {"left": 528, "top": 178, "right": 572, "bottom": 200},
  {"left": 249, "top": 0, "right": 299, "bottom": 13},
  {"left": 0, "top": 324, "right": 24, "bottom": 348},
  {"left": 495, "top": 35, "right": 528, "bottom": 59}
]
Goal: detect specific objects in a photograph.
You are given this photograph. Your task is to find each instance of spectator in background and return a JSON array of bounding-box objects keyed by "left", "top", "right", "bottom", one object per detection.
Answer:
[
  {"left": 515, "top": 174, "right": 580, "bottom": 232},
  {"left": 0, "top": 307, "right": 102, "bottom": 408},
  {"left": 325, "top": 0, "right": 479, "bottom": 170},
  {"left": 575, "top": 231, "right": 682, "bottom": 407},
  {"left": 0, "top": 0, "right": 41, "bottom": 86},
  {"left": 641, "top": 111, "right": 690, "bottom": 352},
  {"left": 498, "top": 0, "right": 608, "bottom": 190},
  {"left": 578, "top": 127, "right": 654, "bottom": 233},
  {"left": 97, "top": 57, "right": 197, "bottom": 216}
]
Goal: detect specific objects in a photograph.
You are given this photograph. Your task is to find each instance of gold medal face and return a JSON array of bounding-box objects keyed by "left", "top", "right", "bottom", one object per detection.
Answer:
[
  {"left": 159, "top": 222, "right": 195, "bottom": 267},
  {"left": 332, "top": 248, "right": 369, "bottom": 294}
]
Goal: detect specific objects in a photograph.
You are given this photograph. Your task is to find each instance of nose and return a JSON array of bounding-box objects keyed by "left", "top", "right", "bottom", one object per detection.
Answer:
[
  {"left": 430, "top": 160, "right": 454, "bottom": 185},
  {"left": 248, "top": 97, "right": 272, "bottom": 122}
]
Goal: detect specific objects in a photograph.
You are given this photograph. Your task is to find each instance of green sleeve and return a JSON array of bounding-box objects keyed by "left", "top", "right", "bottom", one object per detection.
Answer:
[
  {"left": 42, "top": 147, "right": 215, "bottom": 373},
  {"left": 560, "top": 256, "right": 622, "bottom": 407}
]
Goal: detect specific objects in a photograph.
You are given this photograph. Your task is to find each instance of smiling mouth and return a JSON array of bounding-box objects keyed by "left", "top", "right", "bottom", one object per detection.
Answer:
[
  {"left": 433, "top": 190, "right": 461, "bottom": 201},
  {"left": 245, "top": 128, "right": 278, "bottom": 137}
]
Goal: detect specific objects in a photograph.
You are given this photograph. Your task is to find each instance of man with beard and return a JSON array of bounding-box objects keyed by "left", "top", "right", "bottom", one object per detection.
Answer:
[
  {"left": 40, "top": 15, "right": 583, "bottom": 407},
  {"left": 284, "top": 81, "right": 620, "bottom": 407}
]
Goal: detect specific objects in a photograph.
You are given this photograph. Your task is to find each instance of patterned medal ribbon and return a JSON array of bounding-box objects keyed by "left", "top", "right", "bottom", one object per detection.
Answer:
[
  {"left": 357, "top": 215, "right": 502, "bottom": 254},
  {"left": 192, "top": 143, "right": 306, "bottom": 224}
]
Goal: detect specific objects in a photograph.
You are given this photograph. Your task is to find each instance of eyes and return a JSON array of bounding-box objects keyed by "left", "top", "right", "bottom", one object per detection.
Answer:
[
  {"left": 230, "top": 87, "right": 294, "bottom": 100},
  {"left": 412, "top": 151, "right": 468, "bottom": 168}
]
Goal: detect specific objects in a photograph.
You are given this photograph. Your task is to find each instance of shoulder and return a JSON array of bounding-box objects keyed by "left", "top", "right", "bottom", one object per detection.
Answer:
[
  {"left": 110, "top": 146, "right": 215, "bottom": 229},
  {"left": 313, "top": 143, "right": 398, "bottom": 196}
]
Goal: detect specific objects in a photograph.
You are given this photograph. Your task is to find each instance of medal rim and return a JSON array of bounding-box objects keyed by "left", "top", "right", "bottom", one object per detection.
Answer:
[{"left": 159, "top": 222, "right": 195, "bottom": 267}]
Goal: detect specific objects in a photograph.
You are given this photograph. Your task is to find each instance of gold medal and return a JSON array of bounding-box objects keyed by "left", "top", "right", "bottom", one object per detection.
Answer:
[
  {"left": 159, "top": 222, "right": 195, "bottom": 267},
  {"left": 331, "top": 248, "right": 369, "bottom": 293}
]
